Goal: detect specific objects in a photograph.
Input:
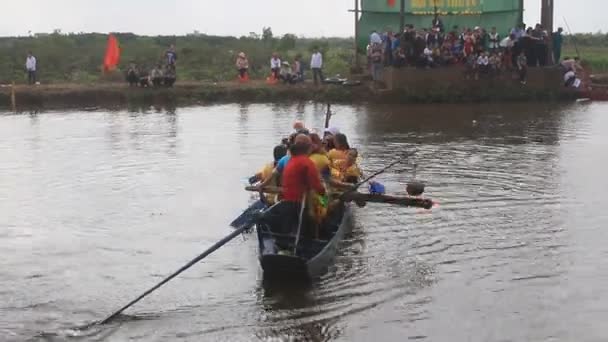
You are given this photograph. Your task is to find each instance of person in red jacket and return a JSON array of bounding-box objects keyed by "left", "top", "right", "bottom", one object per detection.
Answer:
[
  {"left": 260, "top": 134, "right": 326, "bottom": 236},
  {"left": 281, "top": 134, "right": 326, "bottom": 202}
]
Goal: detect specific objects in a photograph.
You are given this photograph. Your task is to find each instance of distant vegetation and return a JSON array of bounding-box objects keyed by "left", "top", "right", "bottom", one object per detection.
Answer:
[
  {"left": 563, "top": 34, "right": 608, "bottom": 72},
  {"left": 0, "top": 29, "right": 354, "bottom": 84},
  {"left": 0, "top": 30, "right": 606, "bottom": 84}
]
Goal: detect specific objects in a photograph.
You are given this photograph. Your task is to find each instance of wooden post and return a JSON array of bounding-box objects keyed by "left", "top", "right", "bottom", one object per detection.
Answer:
[
  {"left": 10, "top": 82, "right": 16, "bottom": 111},
  {"left": 399, "top": 0, "right": 405, "bottom": 33},
  {"left": 354, "top": 0, "right": 360, "bottom": 69},
  {"left": 541, "top": 0, "right": 554, "bottom": 64},
  {"left": 541, "top": 0, "right": 554, "bottom": 33}
]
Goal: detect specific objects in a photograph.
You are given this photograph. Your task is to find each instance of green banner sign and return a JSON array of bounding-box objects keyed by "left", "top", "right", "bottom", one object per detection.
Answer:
[
  {"left": 362, "top": 0, "right": 520, "bottom": 15},
  {"left": 410, "top": 0, "right": 482, "bottom": 14}
]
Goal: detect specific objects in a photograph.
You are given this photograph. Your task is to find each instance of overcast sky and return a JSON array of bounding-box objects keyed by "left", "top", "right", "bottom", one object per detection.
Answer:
[{"left": 0, "top": 0, "right": 603, "bottom": 37}]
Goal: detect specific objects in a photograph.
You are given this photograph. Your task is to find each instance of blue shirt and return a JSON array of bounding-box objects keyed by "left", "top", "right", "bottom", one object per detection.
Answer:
[
  {"left": 391, "top": 38, "right": 400, "bottom": 51},
  {"left": 276, "top": 155, "right": 291, "bottom": 174}
]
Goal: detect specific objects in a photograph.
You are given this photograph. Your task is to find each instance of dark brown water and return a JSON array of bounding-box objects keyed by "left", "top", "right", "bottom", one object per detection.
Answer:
[{"left": 1, "top": 102, "right": 607, "bottom": 341}]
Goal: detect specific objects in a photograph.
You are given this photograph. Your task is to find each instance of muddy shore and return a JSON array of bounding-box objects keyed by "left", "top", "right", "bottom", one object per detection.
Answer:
[{"left": 0, "top": 80, "right": 579, "bottom": 110}]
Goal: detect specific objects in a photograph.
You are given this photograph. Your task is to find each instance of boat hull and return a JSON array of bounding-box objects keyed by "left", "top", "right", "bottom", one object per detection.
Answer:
[{"left": 256, "top": 202, "right": 354, "bottom": 279}]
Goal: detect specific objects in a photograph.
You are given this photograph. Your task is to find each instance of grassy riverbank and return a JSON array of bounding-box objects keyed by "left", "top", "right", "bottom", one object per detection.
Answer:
[
  {"left": 0, "top": 78, "right": 580, "bottom": 110},
  {"left": 0, "top": 31, "right": 605, "bottom": 86}
]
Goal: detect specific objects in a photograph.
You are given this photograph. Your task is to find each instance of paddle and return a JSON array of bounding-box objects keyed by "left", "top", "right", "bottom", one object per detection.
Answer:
[
  {"left": 229, "top": 200, "right": 266, "bottom": 230},
  {"left": 244, "top": 186, "right": 433, "bottom": 210},
  {"left": 341, "top": 159, "right": 403, "bottom": 198},
  {"left": 99, "top": 225, "right": 249, "bottom": 325}
]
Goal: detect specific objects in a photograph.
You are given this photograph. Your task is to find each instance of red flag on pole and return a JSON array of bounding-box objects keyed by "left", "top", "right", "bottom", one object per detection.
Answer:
[
  {"left": 387, "top": 0, "right": 396, "bottom": 7},
  {"left": 103, "top": 34, "right": 120, "bottom": 72}
]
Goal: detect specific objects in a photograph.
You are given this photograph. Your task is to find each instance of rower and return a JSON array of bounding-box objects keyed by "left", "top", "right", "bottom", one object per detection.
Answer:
[
  {"left": 293, "top": 120, "right": 310, "bottom": 135},
  {"left": 249, "top": 145, "right": 288, "bottom": 205},
  {"left": 282, "top": 134, "right": 326, "bottom": 233},
  {"left": 323, "top": 127, "right": 339, "bottom": 151},
  {"left": 328, "top": 133, "right": 350, "bottom": 167},
  {"left": 261, "top": 134, "right": 326, "bottom": 235},
  {"left": 340, "top": 148, "right": 362, "bottom": 184}
]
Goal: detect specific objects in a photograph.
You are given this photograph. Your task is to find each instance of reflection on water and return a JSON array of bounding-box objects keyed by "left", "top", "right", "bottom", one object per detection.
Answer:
[{"left": 1, "top": 102, "right": 608, "bottom": 341}]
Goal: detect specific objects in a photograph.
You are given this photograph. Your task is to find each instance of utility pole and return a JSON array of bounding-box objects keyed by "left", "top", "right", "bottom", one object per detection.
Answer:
[
  {"left": 541, "top": 0, "right": 555, "bottom": 64},
  {"left": 541, "top": 0, "right": 554, "bottom": 33},
  {"left": 399, "top": 0, "right": 405, "bottom": 33},
  {"left": 519, "top": 0, "right": 524, "bottom": 25},
  {"left": 354, "top": 0, "right": 360, "bottom": 69}
]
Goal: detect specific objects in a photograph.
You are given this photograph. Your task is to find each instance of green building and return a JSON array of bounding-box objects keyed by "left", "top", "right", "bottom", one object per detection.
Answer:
[{"left": 357, "top": 0, "right": 523, "bottom": 49}]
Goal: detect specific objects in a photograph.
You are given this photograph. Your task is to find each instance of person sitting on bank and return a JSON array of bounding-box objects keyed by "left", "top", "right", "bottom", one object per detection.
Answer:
[
  {"left": 138, "top": 68, "right": 150, "bottom": 87},
  {"left": 164, "top": 65, "right": 176, "bottom": 87},
  {"left": 564, "top": 69, "right": 583, "bottom": 88},
  {"left": 476, "top": 51, "right": 490, "bottom": 79},
  {"left": 292, "top": 55, "right": 304, "bottom": 83},
  {"left": 236, "top": 52, "right": 249, "bottom": 82},
  {"left": 150, "top": 64, "right": 164, "bottom": 87},
  {"left": 280, "top": 61, "right": 295, "bottom": 84},
  {"left": 126, "top": 63, "right": 138, "bottom": 86},
  {"left": 561, "top": 57, "right": 583, "bottom": 73},
  {"left": 517, "top": 51, "right": 528, "bottom": 85}
]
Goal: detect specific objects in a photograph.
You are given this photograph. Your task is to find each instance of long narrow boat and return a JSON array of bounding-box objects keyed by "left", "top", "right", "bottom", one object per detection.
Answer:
[{"left": 255, "top": 200, "right": 354, "bottom": 280}]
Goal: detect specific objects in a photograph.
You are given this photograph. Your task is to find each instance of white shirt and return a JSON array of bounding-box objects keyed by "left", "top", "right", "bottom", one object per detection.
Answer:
[
  {"left": 370, "top": 32, "right": 382, "bottom": 45},
  {"left": 310, "top": 52, "right": 323, "bottom": 69},
  {"left": 26, "top": 56, "right": 36, "bottom": 71},
  {"left": 270, "top": 57, "right": 281, "bottom": 69},
  {"left": 564, "top": 71, "right": 576, "bottom": 82},
  {"left": 477, "top": 55, "right": 489, "bottom": 66}
]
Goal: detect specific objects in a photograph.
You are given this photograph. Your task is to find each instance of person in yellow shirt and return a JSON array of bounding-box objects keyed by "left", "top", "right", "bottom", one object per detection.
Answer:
[
  {"left": 249, "top": 145, "right": 288, "bottom": 204},
  {"left": 309, "top": 133, "right": 330, "bottom": 174},
  {"left": 342, "top": 149, "right": 362, "bottom": 184},
  {"left": 327, "top": 133, "right": 350, "bottom": 168}
]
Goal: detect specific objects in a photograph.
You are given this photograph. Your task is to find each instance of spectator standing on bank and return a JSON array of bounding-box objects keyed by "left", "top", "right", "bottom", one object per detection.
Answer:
[
  {"left": 25, "top": 51, "right": 37, "bottom": 85},
  {"left": 310, "top": 47, "right": 324, "bottom": 86},
  {"left": 166, "top": 44, "right": 177, "bottom": 67},
  {"left": 552, "top": 27, "right": 564, "bottom": 63},
  {"left": 370, "top": 44, "right": 383, "bottom": 85}
]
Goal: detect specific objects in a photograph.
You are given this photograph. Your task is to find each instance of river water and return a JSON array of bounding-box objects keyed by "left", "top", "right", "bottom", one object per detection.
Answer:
[{"left": 1, "top": 101, "right": 607, "bottom": 342}]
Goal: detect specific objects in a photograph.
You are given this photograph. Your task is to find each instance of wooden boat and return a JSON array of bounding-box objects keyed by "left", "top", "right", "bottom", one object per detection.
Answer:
[{"left": 255, "top": 200, "right": 354, "bottom": 280}]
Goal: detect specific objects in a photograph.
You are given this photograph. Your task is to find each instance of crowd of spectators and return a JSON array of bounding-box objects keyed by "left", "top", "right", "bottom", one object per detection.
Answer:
[{"left": 367, "top": 18, "right": 576, "bottom": 86}]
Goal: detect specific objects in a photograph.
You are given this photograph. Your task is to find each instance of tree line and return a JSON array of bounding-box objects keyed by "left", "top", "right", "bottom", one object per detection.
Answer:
[
  {"left": 0, "top": 30, "right": 603, "bottom": 84},
  {"left": 0, "top": 29, "right": 354, "bottom": 84}
]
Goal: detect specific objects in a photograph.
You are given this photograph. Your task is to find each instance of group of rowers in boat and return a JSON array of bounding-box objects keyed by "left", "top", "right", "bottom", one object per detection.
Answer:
[{"left": 249, "top": 121, "right": 365, "bottom": 239}]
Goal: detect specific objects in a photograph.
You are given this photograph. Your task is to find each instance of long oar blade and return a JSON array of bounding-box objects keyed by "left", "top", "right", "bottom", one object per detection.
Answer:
[
  {"left": 99, "top": 225, "right": 248, "bottom": 325},
  {"left": 229, "top": 200, "right": 266, "bottom": 229}
]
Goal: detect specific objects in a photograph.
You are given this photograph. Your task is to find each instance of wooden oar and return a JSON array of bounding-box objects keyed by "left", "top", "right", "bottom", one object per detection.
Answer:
[
  {"left": 244, "top": 186, "right": 433, "bottom": 210},
  {"left": 99, "top": 225, "right": 249, "bottom": 325},
  {"left": 229, "top": 200, "right": 266, "bottom": 230}
]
